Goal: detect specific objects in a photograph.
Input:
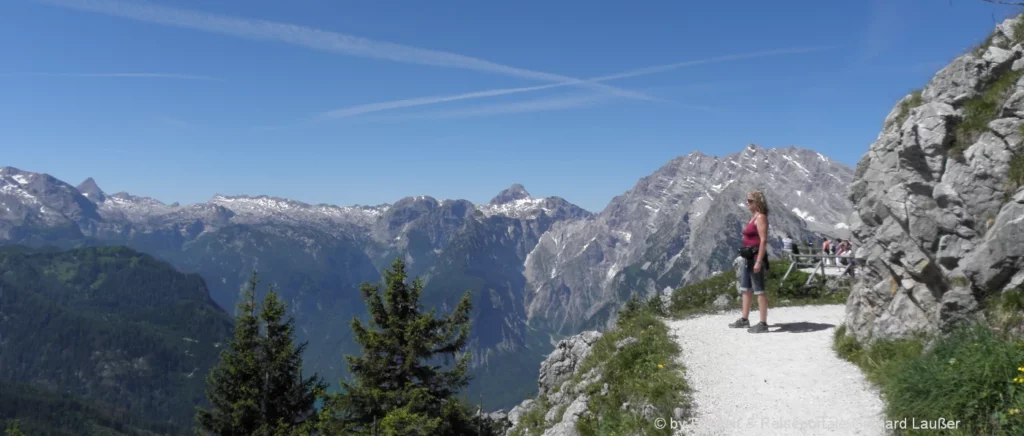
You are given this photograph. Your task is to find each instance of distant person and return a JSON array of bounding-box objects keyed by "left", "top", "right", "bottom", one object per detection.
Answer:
[
  {"left": 836, "top": 241, "right": 850, "bottom": 265},
  {"left": 822, "top": 239, "right": 832, "bottom": 265},
  {"left": 842, "top": 240, "right": 856, "bottom": 276},
  {"left": 782, "top": 234, "right": 793, "bottom": 260},
  {"left": 833, "top": 239, "right": 842, "bottom": 266},
  {"left": 729, "top": 190, "right": 770, "bottom": 333}
]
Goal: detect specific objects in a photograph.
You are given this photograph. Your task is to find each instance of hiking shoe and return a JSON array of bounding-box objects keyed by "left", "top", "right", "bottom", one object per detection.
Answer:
[
  {"left": 747, "top": 322, "right": 769, "bottom": 333},
  {"left": 728, "top": 318, "right": 750, "bottom": 328}
]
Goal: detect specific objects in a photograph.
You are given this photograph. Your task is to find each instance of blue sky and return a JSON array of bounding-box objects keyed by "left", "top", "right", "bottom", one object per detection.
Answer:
[{"left": 1, "top": 0, "right": 1018, "bottom": 212}]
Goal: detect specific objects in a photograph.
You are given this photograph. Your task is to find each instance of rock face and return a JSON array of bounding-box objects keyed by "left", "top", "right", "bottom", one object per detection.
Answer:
[
  {"left": 502, "top": 331, "right": 603, "bottom": 436},
  {"left": 845, "top": 16, "right": 1024, "bottom": 341}
]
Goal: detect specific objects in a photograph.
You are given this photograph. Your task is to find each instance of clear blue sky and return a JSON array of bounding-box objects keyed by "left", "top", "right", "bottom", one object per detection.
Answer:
[{"left": 1, "top": 0, "right": 1017, "bottom": 212}]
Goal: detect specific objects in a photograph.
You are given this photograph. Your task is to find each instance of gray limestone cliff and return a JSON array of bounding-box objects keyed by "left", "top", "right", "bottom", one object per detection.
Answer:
[{"left": 845, "top": 15, "right": 1024, "bottom": 341}]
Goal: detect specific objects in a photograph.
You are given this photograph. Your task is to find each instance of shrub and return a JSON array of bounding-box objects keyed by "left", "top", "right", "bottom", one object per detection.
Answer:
[{"left": 951, "top": 69, "right": 1024, "bottom": 160}]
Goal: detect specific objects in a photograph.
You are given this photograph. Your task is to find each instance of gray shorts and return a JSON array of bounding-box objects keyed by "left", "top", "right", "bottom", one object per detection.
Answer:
[{"left": 738, "top": 257, "right": 766, "bottom": 295}]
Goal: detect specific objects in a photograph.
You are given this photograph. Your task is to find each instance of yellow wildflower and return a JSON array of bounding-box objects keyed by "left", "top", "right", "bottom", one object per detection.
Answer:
[
  {"left": 657, "top": 364, "right": 664, "bottom": 369},
  {"left": 1010, "top": 409, "right": 1021, "bottom": 416}
]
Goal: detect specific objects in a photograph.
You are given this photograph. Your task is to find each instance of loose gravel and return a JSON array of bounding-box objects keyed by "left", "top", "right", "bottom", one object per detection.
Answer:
[{"left": 667, "top": 305, "right": 887, "bottom": 436}]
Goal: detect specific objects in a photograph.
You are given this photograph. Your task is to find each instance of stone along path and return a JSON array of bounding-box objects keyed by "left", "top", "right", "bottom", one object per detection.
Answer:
[{"left": 666, "top": 305, "right": 886, "bottom": 436}]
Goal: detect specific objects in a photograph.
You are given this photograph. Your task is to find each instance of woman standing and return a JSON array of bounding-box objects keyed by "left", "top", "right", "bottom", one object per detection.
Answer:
[{"left": 729, "top": 190, "right": 770, "bottom": 333}]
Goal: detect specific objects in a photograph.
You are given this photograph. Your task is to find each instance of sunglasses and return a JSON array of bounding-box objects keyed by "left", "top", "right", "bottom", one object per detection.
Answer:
[{"left": 746, "top": 199, "right": 754, "bottom": 203}]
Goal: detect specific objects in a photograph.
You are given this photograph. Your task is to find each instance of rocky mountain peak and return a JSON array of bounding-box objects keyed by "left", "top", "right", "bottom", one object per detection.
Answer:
[
  {"left": 76, "top": 177, "right": 106, "bottom": 203},
  {"left": 489, "top": 183, "right": 532, "bottom": 205}
]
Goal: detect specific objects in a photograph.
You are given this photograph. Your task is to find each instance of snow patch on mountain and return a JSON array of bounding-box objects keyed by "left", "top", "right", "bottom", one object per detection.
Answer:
[
  {"left": 477, "top": 197, "right": 550, "bottom": 218},
  {"left": 791, "top": 207, "right": 817, "bottom": 222}
]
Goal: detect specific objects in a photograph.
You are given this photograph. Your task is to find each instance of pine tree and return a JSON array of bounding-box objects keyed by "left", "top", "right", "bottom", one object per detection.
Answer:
[
  {"left": 196, "top": 274, "right": 262, "bottom": 435},
  {"left": 258, "top": 285, "right": 327, "bottom": 433},
  {"left": 195, "top": 272, "right": 325, "bottom": 436},
  {"left": 4, "top": 420, "right": 24, "bottom": 436},
  {"left": 321, "top": 258, "right": 480, "bottom": 435}
]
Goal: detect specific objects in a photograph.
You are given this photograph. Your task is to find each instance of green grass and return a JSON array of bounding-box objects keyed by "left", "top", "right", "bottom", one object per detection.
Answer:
[
  {"left": 667, "top": 259, "right": 849, "bottom": 318},
  {"left": 1008, "top": 148, "right": 1024, "bottom": 200},
  {"left": 1013, "top": 17, "right": 1024, "bottom": 46},
  {"left": 575, "top": 302, "right": 690, "bottom": 436},
  {"left": 833, "top": 324, "right": 925, "bottom": 386},
  {"left": 973, "top": 33, "right": 999, "bottom": 56},
  {"left": 888, "top": 90, "right": 924, "bottom": 129},
  {"left": 834, "top": 321, "right": 1024, "bottom": 435},
  {"left": 990, "top": 287, "right": 1024, "bottom": 334},
  {"left": 948, "top": 276, "right": 972, "bottom": 288},
  {"left": 507, "top": 396, "right": 553, "bottom": 436},
  {"left": 506, "top": 297, "right": 690, "bottom": 436},
  {"left": 952, "top": 68, "right": 1024, "bottom": 160}
]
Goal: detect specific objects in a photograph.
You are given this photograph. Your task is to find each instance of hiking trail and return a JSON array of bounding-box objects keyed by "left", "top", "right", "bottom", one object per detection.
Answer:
[{"left": 667, "top": 305, "right": 886, "bottom": 436}]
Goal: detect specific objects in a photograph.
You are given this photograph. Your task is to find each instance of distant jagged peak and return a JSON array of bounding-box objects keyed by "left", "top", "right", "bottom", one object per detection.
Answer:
[
  {"left": 211, "top": 193, "right": 312, "bottom": 209},
  {"left": 0, "top": 166, "right": 36, "bottom": 186},
  {"left": 392, "top": 195, "right": 441, "bottom": 208},
  {"left": 489, "top": 183, "right": 532, "bottom": 206},
  {"left": 210, "top": 193, "right": 390, "bottom": 220},
  {"left": 106, "top": 191, "right": 167, "bottom": 207},
  {"left": 76, "top": 177, "right": 106, "bottom": 202}
]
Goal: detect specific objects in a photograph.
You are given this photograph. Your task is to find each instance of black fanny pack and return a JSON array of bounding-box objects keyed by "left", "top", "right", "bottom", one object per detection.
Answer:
[{"left": 738, "top": 246, "right": 758, "bottom": 259}]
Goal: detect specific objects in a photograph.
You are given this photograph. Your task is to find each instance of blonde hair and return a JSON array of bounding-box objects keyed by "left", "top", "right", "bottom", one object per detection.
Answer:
[{"left": 749, "top": 190, "right": 769, "bottom": 215}]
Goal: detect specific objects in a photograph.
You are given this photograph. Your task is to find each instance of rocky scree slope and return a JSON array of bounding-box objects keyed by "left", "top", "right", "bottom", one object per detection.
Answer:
[{"left": 845, "top": 15, "right": 1024, "bottom": 341}]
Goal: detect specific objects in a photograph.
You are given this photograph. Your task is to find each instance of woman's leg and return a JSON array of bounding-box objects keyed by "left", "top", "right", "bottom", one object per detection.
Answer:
[
  {"left": 742, "top": 291, "right": 752, "bottom": 320},
  {"left": 757, "top": 293, "right": 768, "bottom": 323}
]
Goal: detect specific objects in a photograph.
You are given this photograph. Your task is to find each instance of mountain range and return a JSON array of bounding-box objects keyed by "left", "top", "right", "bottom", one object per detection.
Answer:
[{"left": 0, "top": 144, "right": 853, "bottom": 408}]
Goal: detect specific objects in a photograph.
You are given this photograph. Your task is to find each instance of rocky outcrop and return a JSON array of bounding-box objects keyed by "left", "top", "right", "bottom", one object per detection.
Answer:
[
  {"left": 845, "top": 15, "right": 1024, "bottom": 341},
  {"left": 500, "top": 331, "right": 602, "bottom": 436}
]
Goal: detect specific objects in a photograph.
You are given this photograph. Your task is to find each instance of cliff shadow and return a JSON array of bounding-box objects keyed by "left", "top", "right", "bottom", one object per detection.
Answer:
[{"left": 770, "top": 322, "right": 835, "bottom": 333}]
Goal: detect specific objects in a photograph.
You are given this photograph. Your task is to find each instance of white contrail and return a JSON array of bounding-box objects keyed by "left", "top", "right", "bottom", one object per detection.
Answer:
[
  {"left": 315, "top": 46, "right": 831, "bottom": 120},
  {"left": 34, "top": 0, "right": 653, "bottom": 100},
  {"left": 314, "top": 82, "right": 566, "bottom": 120},
  {"left": 0, "top": 72, "right": 220, "bottom": 80},
  {"left": 399, "top": 94, "right": 614, "bottom": 120}
]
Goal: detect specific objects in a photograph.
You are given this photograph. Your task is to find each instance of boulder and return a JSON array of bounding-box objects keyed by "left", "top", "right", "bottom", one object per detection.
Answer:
[
  {"left": 713, "top": 294, "right": 731, "bottom": 310},
  {"left": 537, "top": 331, "right": 601, "bottom": 396}
]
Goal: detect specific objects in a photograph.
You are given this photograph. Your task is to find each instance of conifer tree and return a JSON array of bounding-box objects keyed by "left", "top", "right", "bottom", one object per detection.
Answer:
[
  {"left": 258, "top": 285, "right": 327, "bottom": 432},
  {"left": 195, "top": 274, "right": 262, "bottom": 435},
  {"left": 321, "top": 258, "right": 483, "bottom": 435},
  {"left": 195, "top": 272, "right": 325, "bottom": 436},
  {"left": 4, "top": 420, "right": 24, "bottom": 436}
]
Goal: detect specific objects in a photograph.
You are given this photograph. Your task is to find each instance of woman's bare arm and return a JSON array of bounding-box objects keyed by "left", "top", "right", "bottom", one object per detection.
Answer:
[{"left": 756, "top": 214, "right": 768, "bottom": 266}]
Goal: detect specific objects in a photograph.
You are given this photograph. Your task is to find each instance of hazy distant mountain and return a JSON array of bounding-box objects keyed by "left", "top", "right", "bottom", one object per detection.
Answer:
[{"left": 0, "top": 145, "right": 852, "bottom": 407}]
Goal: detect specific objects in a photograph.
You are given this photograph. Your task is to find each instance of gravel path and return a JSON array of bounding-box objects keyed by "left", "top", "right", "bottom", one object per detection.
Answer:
[{"left": 667, "top": 305, "right": 886, "bottom": 436}]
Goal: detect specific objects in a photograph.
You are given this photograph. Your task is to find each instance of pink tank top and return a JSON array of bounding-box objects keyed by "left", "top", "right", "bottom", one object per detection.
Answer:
[{"left": 742, "top": 215, "right": 760, "bottom": 247}]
